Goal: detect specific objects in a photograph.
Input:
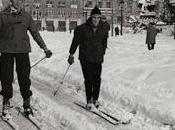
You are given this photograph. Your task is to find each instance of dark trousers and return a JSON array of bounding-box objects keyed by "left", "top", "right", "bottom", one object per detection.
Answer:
[
  {"left": 147, "top": 43, "right": 155, "bottom": 50},
  {"left": 0, "top": 53, "right": 32, "bottom": 100},
  {"left": 0, "top": 56, "right": 1, "bottom": 81},
  {"left": 80, "top": 60, "right": 102, "bottom": 103}
]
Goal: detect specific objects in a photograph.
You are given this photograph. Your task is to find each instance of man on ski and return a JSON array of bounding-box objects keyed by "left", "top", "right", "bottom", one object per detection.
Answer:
[
  {"left": 68, "top": 6, "right": 109, "bottom": 110},
  {"left": 0, "top": 0, "right": 52, "bottom": 119}
]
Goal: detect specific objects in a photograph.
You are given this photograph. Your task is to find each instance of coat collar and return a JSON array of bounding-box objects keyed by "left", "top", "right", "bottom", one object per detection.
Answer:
[{"left": 85, "top": 17, "right": 103, "bottom": 29}]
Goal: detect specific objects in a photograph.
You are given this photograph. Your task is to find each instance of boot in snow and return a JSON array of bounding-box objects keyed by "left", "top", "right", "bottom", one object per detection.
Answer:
[
  {"left": 93, "top": 100, "right": 100, "bottom": 108},
  {"left": 2, "top": 99, "right": 12, "bottom": 120},
  {"left": 23, "top": 98, "right": 33, "bottom": 117},
  {"left": 86, "top": 100, "right": 93, "bottom": 110},
  {"left": 23, "top": 106, "right": 33, "bottom": 117}
]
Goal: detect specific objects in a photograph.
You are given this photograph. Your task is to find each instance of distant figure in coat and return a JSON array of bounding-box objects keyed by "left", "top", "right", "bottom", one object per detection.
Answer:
[
  {"left": 115, "top": 26, "right": 119, "bottom": 36},
  {"left": 101, "top": 15, "right": 110, "bottom": 32},
  {"left": 68, "top": 6, "right": 109, "bottom": 110},
  {"left": 145, "top": 22, "right": 158, "bottom": 50}
]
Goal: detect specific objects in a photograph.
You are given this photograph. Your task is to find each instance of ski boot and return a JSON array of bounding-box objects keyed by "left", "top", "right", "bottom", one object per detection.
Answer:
[
  {"left": 23, "top": 98, "right": 33, "bottom": 117},
  {"left": 93, "top": 100, "right": 100, "bottom": 109},
  {"left": 2, "top": 99, "right": 12, "bottom": 120},
  {"left": 23, "top": 106, "right": 34, "bottom": 117},
  {"left": 86, "top": 100, "right": 93, "bottom": 110}
]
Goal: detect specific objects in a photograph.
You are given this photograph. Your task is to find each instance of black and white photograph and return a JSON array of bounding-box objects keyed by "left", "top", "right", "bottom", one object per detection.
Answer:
[{"left": 0, "top": 0, "right": 175, "bottom": 130}]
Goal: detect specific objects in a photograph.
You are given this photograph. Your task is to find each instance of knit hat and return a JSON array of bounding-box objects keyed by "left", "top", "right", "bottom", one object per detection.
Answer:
[{"left": 91, "top": 6, "right": 101, "bottom": 16}]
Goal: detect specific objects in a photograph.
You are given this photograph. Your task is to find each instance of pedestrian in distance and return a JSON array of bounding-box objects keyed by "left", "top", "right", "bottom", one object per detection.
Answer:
[
  {"left": 0, "top": 0, "right": 52, "bottom": 119},
  {"left": 68, "top": 6, "right": 109, "bottom": 110},
  {"left": 115, "top": 26, "right": 119, "bottom": 36},
  {"left": 101, "top": 15, "right": 110, "bottom": 32},
  {"left": 145, "top": 22, "right": 158, "bottom": 51}
]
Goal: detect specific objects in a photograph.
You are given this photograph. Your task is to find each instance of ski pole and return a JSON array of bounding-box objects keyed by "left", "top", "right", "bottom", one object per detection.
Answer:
[
  {"left": 53, "top": 65, "right": 71, "bottom": 96},
  {"left": 31, "top": 56, "right": 46, "bottom": 68},
  {"left": 13, "top": 56, "right": 46, "bottom": 83},
  {"left": 60, "top": 65, "right": 71, "bottom": 84}
]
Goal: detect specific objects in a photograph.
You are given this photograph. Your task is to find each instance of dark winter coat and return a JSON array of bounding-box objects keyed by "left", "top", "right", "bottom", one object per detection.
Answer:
[
  {"left": 115, "top": 26, "right": 119, "bottom": 35},
  {"left": 146, "top": 23, "right": 158, "bottom": 44},
  {"left": 0, "top": 7, "right": 47, "bottom": 53},
  {"left": 69, "top": 18, "right": 109, "bottom": 63}
]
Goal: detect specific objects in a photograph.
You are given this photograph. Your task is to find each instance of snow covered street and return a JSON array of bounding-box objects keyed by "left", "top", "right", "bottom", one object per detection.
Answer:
[{"left": 1, "top": 30, "right": 175, "bottom": 130}]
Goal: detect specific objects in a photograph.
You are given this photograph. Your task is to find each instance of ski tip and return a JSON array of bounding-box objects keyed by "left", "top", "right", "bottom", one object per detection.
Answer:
[{"left": 122, "top": 119, "right": 131, "bottom": 125}]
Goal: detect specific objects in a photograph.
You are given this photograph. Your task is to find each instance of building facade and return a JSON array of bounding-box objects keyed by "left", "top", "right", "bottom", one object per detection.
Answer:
[
  {"left": 0, "top": 0, "right": 165, "bottom": 31},
  {"left": 23, "top": 0, "right": 139, "bottom": 31},
  {"left": 23, "top": 0, "right": 83, "bottom": 31}
]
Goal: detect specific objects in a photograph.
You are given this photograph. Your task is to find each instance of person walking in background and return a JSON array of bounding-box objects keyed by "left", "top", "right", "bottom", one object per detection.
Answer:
[
  {"left": 68, "top": 6, "right": 109, "bottom": 110},
  {"left": 115, "top": 26, "right": 119, "bottom": 36},
  {"left": 101, "top": 15, "right": 110, "bottom": 33},
  {"left": 0, "top": 0, "right": 52, "bottom": 119},
  {"left": 145, "top": 22, "right": 158, "bottom": 51},
  {"left": 101, "top": 15, "right": 110, "bottom": 47}
]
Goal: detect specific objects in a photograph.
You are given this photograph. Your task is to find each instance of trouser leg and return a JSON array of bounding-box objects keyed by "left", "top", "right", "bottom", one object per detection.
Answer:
[
  {"left": 0, "top": 53, "right": 14, "bottom": 100},
  {"left": 15, "top": 53, "right": 32, "bottom": 102},
  {"left": 80, "top": 60, "right": 93, "bottom": 103},
  {"left": 92, "top": 63, "right": 102, "bottom": 101},
  {"left": 151, "top": 43, "right": 155, "bottom": 50},
  {"left": 0, "top": 56, "right": 1, "bottom": 81},
  {"left": 147, "top": 44, "right": 151, "bottom": 50}
]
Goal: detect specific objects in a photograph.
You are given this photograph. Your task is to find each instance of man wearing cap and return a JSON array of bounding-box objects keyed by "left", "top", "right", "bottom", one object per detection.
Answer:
[{"left": 68, "top": 6, "right": 109, "bottom": 110}]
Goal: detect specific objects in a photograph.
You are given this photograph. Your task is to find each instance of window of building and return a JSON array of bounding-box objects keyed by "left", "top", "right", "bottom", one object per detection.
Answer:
[
  {"left": 85, "top": 1, "right": 93, "bottom": 8},
  {"left": 70, "top": 0, "right": 77, "bottom": 4},
  {"left": 46, "top": 0, "right": 53, "bottom": 8},
  {"left": 98, "top": 2, "right": 102, "bottom": 8},
  {"left": 47, "top": 9, "right": 53, "bottom": 16},
  {"left": 106, "top": 2, "right": 111, "bottom": 8},
  {"left": 33, "top": 11, "right": 36, "bottom": 16},
  {"left": 58, "top": 1, "right": 66, "bottom": 7},
  {"left": 33, "top": 10, "right": 42, "bottom": 17}
]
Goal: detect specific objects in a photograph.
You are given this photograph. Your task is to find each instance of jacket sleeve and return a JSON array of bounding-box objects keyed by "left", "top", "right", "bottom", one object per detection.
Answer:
[
  {"left": 102, "top": 24, "right": 109, "bottom": 54},
  {"left": 102, "top": 34, "right": 108, "bottom": 54},
  {"left": 0, "top": 13, "right": 2, "bottom": 29},
  {"left": 0, "top": 13, "right": 5, "bottom": 41},
  {"left": 69, "top": 27, "right": 80, "bottom": 54},
  {"left": 0, "top": 13, "right": 3, "bottom": 35},
  {"left": 28, "top": 14, "right": 47, "bottom": 50}
]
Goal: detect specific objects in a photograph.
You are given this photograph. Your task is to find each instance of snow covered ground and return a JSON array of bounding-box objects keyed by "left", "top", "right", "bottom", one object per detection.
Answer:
[{"left": 1, "top": 29, "right": 175, "bottom": 130}]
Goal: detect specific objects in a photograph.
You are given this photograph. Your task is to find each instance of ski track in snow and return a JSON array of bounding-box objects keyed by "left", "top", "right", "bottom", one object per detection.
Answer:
[{"left": 1, "top": 30, "right": 175, "bottom": 130}]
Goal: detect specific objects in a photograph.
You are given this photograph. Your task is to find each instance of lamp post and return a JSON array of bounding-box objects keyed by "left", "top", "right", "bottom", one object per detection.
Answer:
[
  {"left": 174, "top": 23, "right": 175, "bottom": 39},
  {"left": 85, "top": 11, "right": 87, "bottom": 21},
  {"left": 120, "top": 0, "right": 124, "bottom": 36},
  {"left": 111, "top": 0, "right": 114, "bottom": 36},
  {"left": 35, "top": 4, "right": 40, "bottom": 29},
  {"left": 82, "top": 0, "right": 87, "bottom": 22}
]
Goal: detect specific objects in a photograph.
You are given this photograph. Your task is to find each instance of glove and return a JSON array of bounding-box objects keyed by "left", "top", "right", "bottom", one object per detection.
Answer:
[
  {"left": 44, "top": 49, "right": 52, "bottom": 58},
  {"left": 68, "top": 54, "right": 74, "bottom": 65}
]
